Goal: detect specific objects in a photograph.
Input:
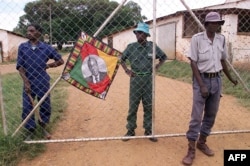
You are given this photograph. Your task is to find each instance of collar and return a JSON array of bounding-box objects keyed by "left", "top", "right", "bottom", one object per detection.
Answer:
[
  {"left": 203, "top": 31, "right": 220, "bottom": 42},
  {"left": 136, "top": 41, "right": 150, "bottom": 47},
  {"left": 23, "top": 41, "right": 46, "bottom": 49}
]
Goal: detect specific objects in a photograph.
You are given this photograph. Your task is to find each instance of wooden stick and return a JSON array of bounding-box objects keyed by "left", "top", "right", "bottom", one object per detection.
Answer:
[
  {"left": 12, "top": 75, "right": 62, "bottom": 137},
  {"left": 27, "top": 93, "right": 43, "bottom": 122}
]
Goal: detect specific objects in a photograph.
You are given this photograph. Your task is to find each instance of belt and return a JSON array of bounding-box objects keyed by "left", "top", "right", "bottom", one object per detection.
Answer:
[
  {"left": 201, "top": 72, "right": 220, "bottom": 78},
  {"left": 135, "top": 72, "right": 152, "bottom": 76}
]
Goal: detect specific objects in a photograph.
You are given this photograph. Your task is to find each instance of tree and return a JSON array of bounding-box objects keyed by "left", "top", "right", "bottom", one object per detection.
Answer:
[{"left": 13, "top": 0, "right": 146, "bottom": 47}]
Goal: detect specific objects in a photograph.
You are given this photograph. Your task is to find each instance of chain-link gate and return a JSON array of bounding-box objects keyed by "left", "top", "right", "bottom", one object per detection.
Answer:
[{"left": 0, "top": 0, "right": 250, "bottom": 149}]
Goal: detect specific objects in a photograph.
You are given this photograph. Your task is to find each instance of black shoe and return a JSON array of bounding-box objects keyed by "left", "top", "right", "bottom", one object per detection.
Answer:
[
  {"left": 24, "top": 128, "right": 35, "bottom": 141},
  {"left": 149, "top": 137, "right": 158, "bottom": 142},
  {"left": 144, "top": 130, "right": 152, "bottom": 135},
  {"left": 42, "top": 128, "right": 52, "bottom": 139},
  {"left": 144, "top": 130, "right": 158, "bottom": 142},
  {"left": 38, "top": 120, "right": 46, "bottom": 128},
  {"left": 38, "top": 121, "right": 51, "bottom": 139},
  {"left": 122, "top": 130, "right": 135, "bottom": 142}
]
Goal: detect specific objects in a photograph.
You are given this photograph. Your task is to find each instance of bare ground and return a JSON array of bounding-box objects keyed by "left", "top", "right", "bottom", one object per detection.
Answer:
[{"left": 1, "top": 61, "right": 250, "bottom": 166}]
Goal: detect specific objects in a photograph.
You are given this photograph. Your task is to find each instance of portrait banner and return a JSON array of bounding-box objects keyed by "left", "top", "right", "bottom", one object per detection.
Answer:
[{"left": 62, "top": 32, "right": 121, "bottom": 99}]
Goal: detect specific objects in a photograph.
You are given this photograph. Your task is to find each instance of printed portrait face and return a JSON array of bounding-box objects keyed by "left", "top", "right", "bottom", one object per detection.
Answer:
[
  {"left": 88, "top": 57, "right": 99, "bottom": 76},
  {"left": 81, "top": 54, "right": 108, "bottom": 78}
]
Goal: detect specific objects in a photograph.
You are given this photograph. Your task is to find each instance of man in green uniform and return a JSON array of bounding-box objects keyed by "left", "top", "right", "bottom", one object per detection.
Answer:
[{"left": 121, "top": 22, "right": 167, "bottom": 142}]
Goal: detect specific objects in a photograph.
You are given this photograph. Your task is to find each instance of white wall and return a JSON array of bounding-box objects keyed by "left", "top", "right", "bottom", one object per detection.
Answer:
[
  {"left": 103, "top": 0, "right": 250, "bottom": 63},
  {"left": 7, "top": 33, "right": 27, "bottom": 61},
  {"left": 0, "top": 30, "right": 8, "bottom": 62},
  {"left": 222, "top": 14, "right": 250, "bottom": 62},
  {"left": 103, "top": 16, "right": 180, "bottom": 60},
  {"left": 0, "top": 30, "right": 27, "bottom": 62},
  {"left": 103, "top": 29, "right": 137, "bottom": 52},
  {"left": 207, "top": 0, "right": 250, "bottom": 9}
]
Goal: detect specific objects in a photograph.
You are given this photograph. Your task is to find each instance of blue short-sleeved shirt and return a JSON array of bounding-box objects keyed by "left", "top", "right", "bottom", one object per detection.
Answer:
[
  {"left": 121, "top": 41, "right": 167, "bottom": 73},
  {"left": 16, "top": 41, "right": 62, "bottom": 85}
]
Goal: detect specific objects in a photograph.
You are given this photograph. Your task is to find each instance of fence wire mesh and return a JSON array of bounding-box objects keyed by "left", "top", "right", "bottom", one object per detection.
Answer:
[{"left": 0, "top": 0, "right": 250, "bottom": 146}]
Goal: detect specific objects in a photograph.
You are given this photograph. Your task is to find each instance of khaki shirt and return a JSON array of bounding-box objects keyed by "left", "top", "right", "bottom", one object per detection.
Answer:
[
  {"left": 121, "top": 41, "right": 167, "bottom": 73},
  {"left": 187, "top": 32, "right": 227, "bottom": 73}
]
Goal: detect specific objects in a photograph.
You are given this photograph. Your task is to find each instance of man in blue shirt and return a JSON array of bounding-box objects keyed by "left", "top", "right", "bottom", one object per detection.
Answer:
[{"left": 16, "top": 24, "right": 64, "bottom": 139}]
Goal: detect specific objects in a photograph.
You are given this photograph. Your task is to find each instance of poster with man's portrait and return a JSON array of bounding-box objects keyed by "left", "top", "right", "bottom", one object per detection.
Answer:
[{"left": 62, "top": 32, "right": 121, "bottom": 99}]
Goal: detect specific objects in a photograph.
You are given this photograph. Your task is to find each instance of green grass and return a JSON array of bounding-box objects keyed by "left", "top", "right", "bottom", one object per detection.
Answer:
[
  {"left": 0, "top": 59, "right": 249, "bottom": 165},
  {"left": 0, "top": 135, "right": 46, "bottom": 165},
  {"left": 157, "top": 60, "right": 250, "bottom": 109},
  {"left": 0, "top": 73, "right": 68, "bottom": 165},
  {"left": 157, "top": 60, "right": 193, "bottom": 83}
]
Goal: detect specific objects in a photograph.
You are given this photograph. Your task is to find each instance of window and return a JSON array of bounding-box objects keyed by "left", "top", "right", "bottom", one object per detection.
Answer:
[
  {"left": 238, "top": 11, "right": 250, "bottom": 34},
  {"left": 183, "top": 11, "right": 222, "bottom": 37},
  {"left": 183, "top": 12, "right": 206, "bottom": 37}
]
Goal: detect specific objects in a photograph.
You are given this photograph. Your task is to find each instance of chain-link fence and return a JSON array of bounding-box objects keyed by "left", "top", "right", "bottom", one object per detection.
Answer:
[{"left": 0, "top": 0, "right": 250, "bottom": 147}]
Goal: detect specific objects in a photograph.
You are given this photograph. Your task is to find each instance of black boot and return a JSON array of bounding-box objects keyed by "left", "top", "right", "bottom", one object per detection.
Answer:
[
  {"left": 182, "top": 141, "right": 196, "bottom": 165},
  {"left": 144, "top": 130, "right": 158, "bottom": 142},
  {"left": 122, "top": 130, "right": 135, "bottom": 142},
  {"left": 197, "top": 135, "right": 214, "bottom": 156},
  {"left": 24, "top": 128, "right": 35, "bottom": 141},
  {"left": 38, "top": 121, "right": 51, "bottom": 139}
]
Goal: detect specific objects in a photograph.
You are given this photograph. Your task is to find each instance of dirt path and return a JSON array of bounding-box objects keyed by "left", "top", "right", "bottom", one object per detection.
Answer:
[{"left": 1, "top": 62, "right": 250, "bottom": 166}]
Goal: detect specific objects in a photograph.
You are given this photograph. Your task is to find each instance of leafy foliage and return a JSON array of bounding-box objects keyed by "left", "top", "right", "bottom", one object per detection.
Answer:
[{"left": 13, "top": 0, "right": 146, "bottom": 43}]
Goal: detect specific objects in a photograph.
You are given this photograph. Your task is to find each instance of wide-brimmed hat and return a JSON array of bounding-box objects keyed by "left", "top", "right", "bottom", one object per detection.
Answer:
[
  {"left": 133, "top": 22, "right": 150, "bottom": 37},
  {"left": 205, "top": 12, "right": 225, "bottom": 25}
]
